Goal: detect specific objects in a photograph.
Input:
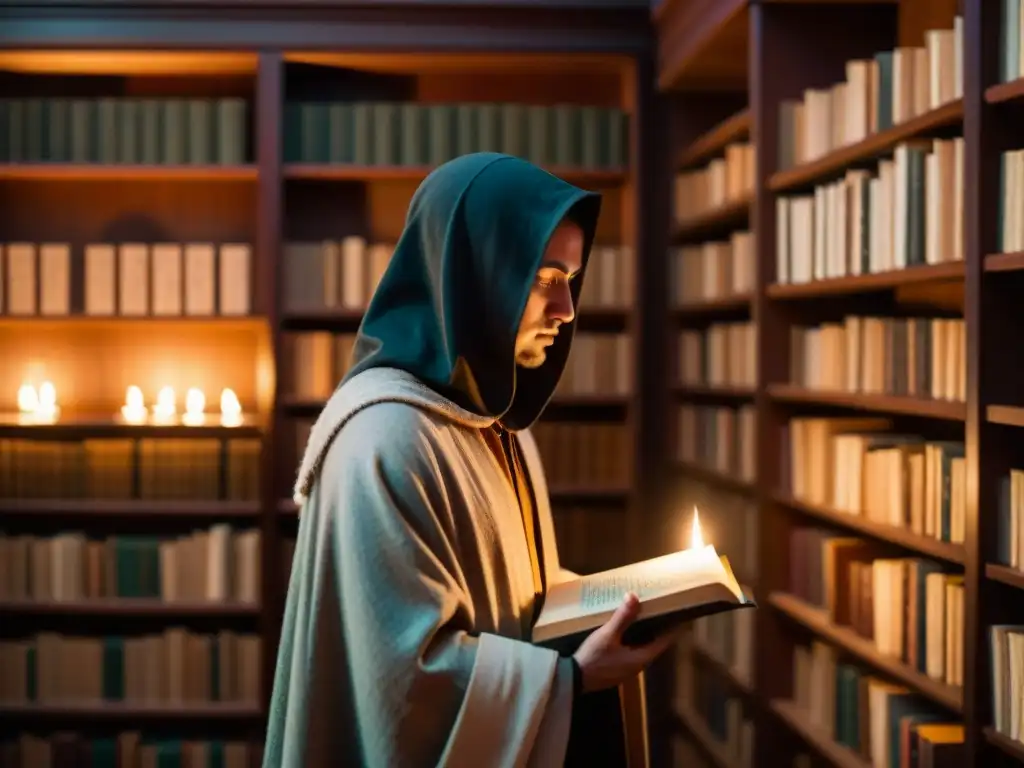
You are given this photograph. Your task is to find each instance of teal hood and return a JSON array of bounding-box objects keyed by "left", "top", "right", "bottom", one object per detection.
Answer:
[{"left": 343, "top": 152, "right": 602, "bottom": 430}]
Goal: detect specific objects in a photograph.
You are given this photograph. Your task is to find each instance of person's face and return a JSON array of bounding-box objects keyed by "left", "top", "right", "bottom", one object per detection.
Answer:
[{"left": 514, "top": 221, "right": 584, "bottom": 369}]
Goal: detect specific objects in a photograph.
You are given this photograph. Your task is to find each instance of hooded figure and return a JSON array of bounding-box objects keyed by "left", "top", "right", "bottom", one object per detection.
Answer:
[{"left": 263, "top": 153, "right": 646, "bottom": 767}]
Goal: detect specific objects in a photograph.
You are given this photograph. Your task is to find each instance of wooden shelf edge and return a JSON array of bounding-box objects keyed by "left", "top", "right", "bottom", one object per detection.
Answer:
[
  {"left": 0, "top": 702, "right": 264, "bottom": 720},
  {"left": 983, "top": 252, "right": 1024, "bottom": 273},
  {"left": 283, "top": 163, "right": 627, "bottom": 186},
  {"left": 983, "top": 726, "right": 1024, "bottom": 761},
  {"left": 677, "top": 108, "right": 751, "bottom": 169},
  {"left": 672, "top": 196, "right": 751, "bottom": 241},
  {"left": 673, "top": 706, "right": 738, "bottom": 768},
  {"left": 676, "top": 461, "right": 755, "bottom": 493},
  {"left": 0, "top": 499, "right": 260, "bottom": 518},
  {"left": 674, "top": 384, "right": 756, "bottom": 399},
  {"left": 768, "top": 100, "right": 963, "bottom": 192},
  {"left": 673, "top": 294, "right": 752, "bottom": 316},
  {"left": 0, "top": 599, "right": 261, "bottom": 617},
  {"left": 767, "top": 385, "right": 967, "bottom": 421},
  {"left": 0, "top": 164, "right": 258, "bottom": 181},
  {"left": 766, "top": 261, "right": 964, "bottom": 299},
  {"left": 769, "top": 592, "right": 963, "bottom": 712},
  {"left": 775, "top": 494, "right": 966, "bottom": 565},
  {"left": 986, "top": 404, "right": 1024, "bottom": 428},
  {"left": 986, "top": 563, "right": 1024, "bottom": 591},
  {"left": 770, "top": 699, "right": 870, "bottom": 768},
  {"left": 985, "top": 77, "right": 1024, "bottom": 105}
]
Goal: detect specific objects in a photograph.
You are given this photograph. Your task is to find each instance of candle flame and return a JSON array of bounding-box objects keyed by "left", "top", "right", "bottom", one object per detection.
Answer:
[
  {"left": 185, "top": 387, "right": 205, "bottom": 415},
  {"left": 38, "top": 382, "right": 56, "bottom": 409},
  {"left": 16, "top": 384, "right": 38, "bottom": 414},
  {"left": 690, "top": 507, "right": 704, "bottom": 549}
]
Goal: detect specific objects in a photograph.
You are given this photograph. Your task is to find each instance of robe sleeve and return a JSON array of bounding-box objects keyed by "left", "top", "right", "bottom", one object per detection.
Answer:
[{"left": 325, "top": 410, "right": 575, "bottom": 767}]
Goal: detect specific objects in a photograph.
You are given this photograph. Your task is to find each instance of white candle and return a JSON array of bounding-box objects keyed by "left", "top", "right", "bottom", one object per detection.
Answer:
[
  {"left": 182, "top": 387, "right": 206, "bottom": 426},
  {"left": 120, "top": 385, "right": 147, "bottom": 424},
  {"left": 219, "top": 387, "right": 243, "bottom": 427},
  {"left": 153, "top": 386, "right": 176, "bottom": 423}
]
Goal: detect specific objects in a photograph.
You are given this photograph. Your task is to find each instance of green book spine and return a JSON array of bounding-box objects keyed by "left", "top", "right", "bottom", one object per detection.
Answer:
[
  {"left": 187, "top": 99, "right": 214, "bottom": 164},
  {"left": 579, "top": 106, "right": 601, "bottom": 169},
  {"left": 5, "top": 100, "right": 24, "bottom": 162},
  {"left": 102, "top": 636, "right": 124, "bottom": 700},
  {"left": 875, "top": 52, "right": 894, "bottom": 131},
  {"left": 161, "top": 100, "right": 187, "bottom": 164},
  {"left": 156, "top": 740, "right": 183, "bottom": 768},
  {"left": 372, "top": 102, "right": 400, "bottom": 165},
  {"left": 455, "top": 104, "right": 478, "bottom": 156},
  {"left": 327, "top": 103, "right": 355, "bottom": 164},
  {"left": 500, "top": 104, "right": 527, "bottom": 159},
  {"left": 428, "top": 104, "right": 456, "bottom": 166},
  {"left": 907, "top": 146, "right": 927, "bottom": 265},
  {"left": 24, "top": 99, "right": 44, "bottom": 162},
  {"left": 300, "top": 103, "right": 328, "bottom": 164},
  {"left": 526, "top": 105, "right": 551, "bottom": 166},
  {"left": 69, "top": 100, "right": 94, "bottom": 163},
  {"left": 552, "top": 105, "right": 579, "bottom": 166},
  {"left": 399, "top": 103, "right": 425, "bottom": 166},
  {"left": 117, "top": 99, "right": 140, "bottom": 164},
  {"left": 97, "top": 98, "right": 119, "bottom": 164},
  {"left": 209, "top": 742, "right": 225, "bottom": 768},
  {"left": 352, "top": 102, "right": 373, "bottom": 165},
  {"left": 1005, "top": 0, "right": 1020, "bottom": 83},
  {"left": 91, "top": 739, "right": 118, "bottom": 768},
  {"left": 46, "top": 99, "right": 70, "bottom": 162},
  {"left": 217, "top": 98, "right": 247, "bottom": 164},
  {"left": 476, "top": 103, "right": 502, "bottom": 154},
  {"left": 283, "top": 102, "right": 302, "bottom": 163},
  {"left": 139, "top": 100, "right": 162, "bottom": 164},
  {"left": 0, "top": 99, "right": 9, "bottom": 162},
  {"left": 605, "top": 108, "right": 628, "bottom": 168},
  {"left": 115, "top": 537, "right": 135, "bottom": 597}
]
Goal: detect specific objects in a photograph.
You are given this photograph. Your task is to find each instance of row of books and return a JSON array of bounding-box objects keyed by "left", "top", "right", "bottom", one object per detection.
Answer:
[
  {"left": 0, "top": 97, "right": 248, "bottom": 166},
  {"left": 775, "top": 138, "right": 965, "bottom": 285},
  {"left": 0, "top": 241, "right": 252, "bottom": 318},
  {"left": 1002, "top": 0, "right": 1024, "bottom": 84},
  {"left": 788, "top": 315, "right": 967, "bottom": 403},
  {"left": 670, "top": 231, "right": 755, "bottom": 307},
  {"left": 1000, "top": 148, "right": 1024, "bottom": 253},
  {"left": 553, "top": 333, "right": 633, "bottom": 397},
  {"left": 0, "top": 527, "right": 261, "bottom": 604},
  {"left": 789, "top": 528, "right": 965, "bottom": 687},
  {"left": 789, "top": 639, "right": 964, "bottom": 764},
  {"left": 676, "top": 404, "right": 756, "bottom": 484},
  {"left": 783, "top": 417, "right": 965, "bottom": 546},
  {"left": 550, "top": 506, "right": 629, "bottom": 575},
  {"left": 285, "top": 101, "right": 629, "bottom": 170},
  {"left": 674, "top": 649, "right": 755, "bottom": 768},
  {"left": 0, "top": 438, "right": 261, "bottom": 502},
  {"left": 997, "top": 468, "right": 1024, "bottom": 571},
  {"left": 990, "top": 623, "right": 1024, "bottom": 744},
  {"left": 283, "top": 238, "right": 635, "bottom": 315},
  {"left": 531, "top": 423, "right": 633, "bottom": 489},
  {"left": 674, "top": 141, "right": 754, "bottom": 222},
  {"left": 693, "top": 601, "right": 756, "bottom": 689},
  {"left": 777, "top": 19, "right": 963, "bottom": 169},
  {"left": 0, "top": 630, "right": 261, "bottom": 704},
  {"left": 1, "top": 734, "right": 259, "bottom": 768},
  {"left": 677, "top": 322, "right": 757, "bottom": 390}
]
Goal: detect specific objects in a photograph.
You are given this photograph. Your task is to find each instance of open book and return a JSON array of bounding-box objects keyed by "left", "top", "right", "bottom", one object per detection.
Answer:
[{"left": 532, "top": 545, "right": 756, "bottom": 652}]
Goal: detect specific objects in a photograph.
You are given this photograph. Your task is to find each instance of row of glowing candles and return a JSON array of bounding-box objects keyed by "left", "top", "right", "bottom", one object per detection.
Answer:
[{"left": 16, "top": 382, "right": 244, "bottom": 427}]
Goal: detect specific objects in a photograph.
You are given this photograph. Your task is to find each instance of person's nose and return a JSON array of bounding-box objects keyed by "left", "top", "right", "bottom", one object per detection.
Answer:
[{"left": 548, "top": 283, "right": 575, "bottom": 324}]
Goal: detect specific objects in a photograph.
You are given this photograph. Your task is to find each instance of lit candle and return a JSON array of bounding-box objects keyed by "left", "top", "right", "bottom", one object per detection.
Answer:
[
  {"left": 16, "top": 384, "right": 38, "bottom": 415},
  {"left": 219, "top": 388, "right": 243, "bottom": 427},
  {"left": 153, "top": 386, "right": 176, "bottom": 423},
  {"left": 120, "top": 385, "right": 147, "bottom": 424},
  {"left": 35, "top": 381, "right": 59, "bottom": 422},
  {"left": 182, "top": 387, "right": 206, "bottom": 426},
  {"left": 689, "top": 507, "right": 705, "bottom": 550}
]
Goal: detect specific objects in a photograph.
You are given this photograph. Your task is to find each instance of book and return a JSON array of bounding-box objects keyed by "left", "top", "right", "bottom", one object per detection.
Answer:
[{"left": 532, "top": 544, "right": 756, "bottom": 652}]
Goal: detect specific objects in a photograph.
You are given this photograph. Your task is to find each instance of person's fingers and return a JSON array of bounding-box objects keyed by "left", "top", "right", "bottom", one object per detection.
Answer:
[
  {"left": 598, "top": 592, "right": 641, "bottom": 640},
  {"left": 624, "top": 627, "right": 679, "bottom": 666}
]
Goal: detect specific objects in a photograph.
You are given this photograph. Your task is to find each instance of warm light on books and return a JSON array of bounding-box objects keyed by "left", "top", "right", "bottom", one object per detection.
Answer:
[
  {"left": 220, "top": 388, "right": 243, "bottom": 427},
  {"left": 182, "top": 387, "right": 206, "bottom": 426},
  {"left": 689, "top": 507, "right": 704, "bottom": 550},
  {"left": 153, "top": 386, "right": 176, "bottom": 423},
  {"left": 16, "top": 384, "right": 38, "bottom": 415},
  {"left": 120, "top": 385, "right": 147, "bottom": 424}
]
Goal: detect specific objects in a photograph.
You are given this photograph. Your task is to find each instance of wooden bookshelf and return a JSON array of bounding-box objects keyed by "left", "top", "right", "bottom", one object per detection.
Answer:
[
  {"left": 0, "top": 3, "right": 657, "bottom": 763},
  {"left": 659, "top": 0, "right": 1024, "bottom": 766}
]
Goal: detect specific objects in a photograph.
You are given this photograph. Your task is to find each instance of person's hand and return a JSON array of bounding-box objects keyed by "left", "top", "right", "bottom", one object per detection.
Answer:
[{"left": 572, "top": 592, "right": 680, "bottom": 693}]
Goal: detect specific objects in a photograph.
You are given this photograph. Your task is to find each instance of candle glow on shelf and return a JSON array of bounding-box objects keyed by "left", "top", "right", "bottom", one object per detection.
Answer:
[
  {"left": 182, "top": 387, "right": 206, "bottom": 427},
  {"left": 152, "top": 386, "right": 177, "bottom": 424},
  {"left": 219, "top": 388, "right": 243, "bottom": 427},
  {"left": 16, "top": 384, "right": 39, "bottom": 415},
  {"left": 120, "top": 385, "right": 148, "bottom": 425}
]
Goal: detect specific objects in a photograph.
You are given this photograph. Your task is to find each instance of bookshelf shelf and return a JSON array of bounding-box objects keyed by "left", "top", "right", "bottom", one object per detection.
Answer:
[
  {"left": 0, "top": 415, "right": 265, "bottom": 439},
  {"left": 673, "top": 295, "right": 752, "bottom": 318},
  {"left": 677, "top": 109, "right": 750, "bottom": 170},
  {"left": 673, "top": 707, "right": 739, "bottom": 768},
  {"left": 676, "top": 462, "right": 755, "bottom": 494},
  {"left": 775, "top": 494, "right": 966, "bottom": 565},
  {"left": 766, "top": 262, "right": 965, "bottom": 299},
  {"left": 985, "top": 564, "right": 1024, "bottom": 591},
  {"left": 985, "top": 404, "right": 1024, "bottom": 427},
  {"left": 0, "top": 499, "right": 261, "bottom": 520},
  {"left": 672, "top": 197, "right": 750, "bottom": 243},
  {"left": 0, "top": 164, "right": 258, "bottom": 181},
  {"left": 282, "top": 163, "right": 627, "bottom": 187},
  {"left": 983, "top": 727, "right": 1024, "bottom": 761},
  {"left": 766, "top": 385, "right": 967, "bottom": 421},
  {"left": 674, "top": 385, "right": 755, "bottom": 400},
  {"left": 769, "top": 592, "right": 963, "bottom": 712},
  {"left": 0, "top": 599, "right": 261, "bottom": 618},
  {"left": 768, "top": 100, "right": 964, "bottom": 193},
  {"left": 983, "top": 251, "right": 1024, "bottom": 272},
  {"left": 984, "top": 76, "right": 1024, "bottom": 104},
  {"left": 769, "top": 699, "right": 869, "bottom": 768}
]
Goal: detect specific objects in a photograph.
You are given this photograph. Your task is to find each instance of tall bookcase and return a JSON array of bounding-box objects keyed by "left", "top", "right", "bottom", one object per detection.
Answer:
[
  {"left": 0, "top": 4, "right": 659, "bottom": 765},
  {"left": 660, "top": 0, "right": 1024, "bottom": 766}
]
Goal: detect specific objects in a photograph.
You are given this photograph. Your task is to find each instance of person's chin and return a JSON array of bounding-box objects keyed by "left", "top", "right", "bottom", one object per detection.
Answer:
[{"left": 516, "top": 349, "right": 547, "bottom": 369}]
